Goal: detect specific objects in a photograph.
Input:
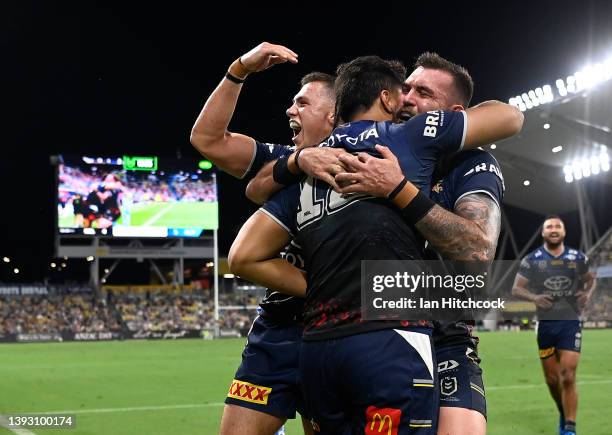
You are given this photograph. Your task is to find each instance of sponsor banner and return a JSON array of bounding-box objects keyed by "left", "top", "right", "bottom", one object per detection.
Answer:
[
  {"left": 68, "top": 331, "right": 123, "bottom": 341},
  {"left": 101, "top": 284, "right": 197, "bottom": 293},
  {"left": 127, "top": 329, "right": 201, "bottom": 340},
  {"left": 0, "top": 285, "right": 95, "bottom": 296},
  {"left": 16, "top": 333, "right": 63, "bottom": 343}
]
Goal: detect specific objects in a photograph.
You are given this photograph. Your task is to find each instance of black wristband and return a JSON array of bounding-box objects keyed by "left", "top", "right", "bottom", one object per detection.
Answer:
[
  {"left": 400, "top": 191, "right": 436, "bottom": 225},
  {"left": 225, "top": 71, "right": 245, "bottom": 84},
  {"left": 273, "top": 156, "right": 302, "bottom": 185},
  {"left": 294, "top": 148, "right": 304, "bottom": 171},
  {"left": 387, "top": 177, "right": 408, "bottom": 200}
]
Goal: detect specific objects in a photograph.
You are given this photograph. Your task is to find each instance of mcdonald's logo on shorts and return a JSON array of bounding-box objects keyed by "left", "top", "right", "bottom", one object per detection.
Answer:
[
  {"left": 227, "top": 379, "right": 272, "bottom": 405},
  {"left": 365, "top": 406, "right": 401, "bottom": 435}
]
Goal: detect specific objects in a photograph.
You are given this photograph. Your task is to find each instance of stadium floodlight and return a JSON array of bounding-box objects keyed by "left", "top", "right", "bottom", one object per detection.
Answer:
[
  {"left": 552, "top": 146, "right": 562, "bottom": 153},
  {"left": 51, "top": 262, "right": 56, "bottom": 268},
  {"left": 542, "top": 84, "right": 554, "bottom": 102},
  {"left": 490, "top": 144, "right": 497, "bottom": 149},
  {"left": 566, "top": 75, "right": 577, "bottom": 93},
  {"left": 572, "top": 161, "right": 582, "bottom": 180},
  {"left": 602, "top": 154, "right": 610, "bottom": 172},
  {"left": 543, "top": 123, "right": 551, "bottom": 130},
  {"left": 591, "top": 155, "right": 601, "bottom": 175},
  {"left": 528, "top": 90, "right": 539, "bottom": 107},
  {"left": 563, "top": 147, "right": 610, "bottom": 182},
  {"left": 581, "top": 158, "right": 591, "bottom": 178},
  {"left": 61, "top": 262, "right": 67, "bottom": 268},
  {"left": 2, "top": 257, "right": 9, "bottom": 263},
  {"left": 86, "top": 256, "right": 94, "bottom": 262},
  {"left": 206, "top": 261, "right": 214, "bottom": 267},
  {"left": 511, "top": 54, "right": 612, "bottom": 111},
  {"left": 224, "top": 273, "right": 235, "bottom": 279},
  {"left": 523, "top": 180, "right": 531, "bottom": 186},
  {"left": 13, "top": 268, "right": 19, "bottom": 274}
]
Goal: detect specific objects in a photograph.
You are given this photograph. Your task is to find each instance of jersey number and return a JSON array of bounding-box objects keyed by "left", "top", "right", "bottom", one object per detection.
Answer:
[{"left": 296, "top": 177, "right": 368, "bottom": 229}]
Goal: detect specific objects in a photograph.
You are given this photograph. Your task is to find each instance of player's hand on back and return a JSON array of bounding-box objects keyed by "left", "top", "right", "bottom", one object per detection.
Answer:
[
  {"left": 298, "top": 147, "right": 351, "bottom": 192},
  {"left": 240, "top": 42, "right": 298, "bottom": 74},
  {"left": 533, "top": 294, "right": 554, "bottom": 309},
  {"left": 334, "top": 144, "right": 404, "bottom": 196}
]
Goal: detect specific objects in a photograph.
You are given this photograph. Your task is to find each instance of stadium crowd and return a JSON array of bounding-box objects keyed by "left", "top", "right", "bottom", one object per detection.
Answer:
[{"left": 0, "top": 288, "right": 258, "bottom": 335}]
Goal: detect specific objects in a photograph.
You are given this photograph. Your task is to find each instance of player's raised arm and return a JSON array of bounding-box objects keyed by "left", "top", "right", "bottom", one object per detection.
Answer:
[
  {"left": 190, "top": 42, "right": 298, "bottom": 178},
  {"left": 463, "top": 100, "right": 524, "bottom": 149}
]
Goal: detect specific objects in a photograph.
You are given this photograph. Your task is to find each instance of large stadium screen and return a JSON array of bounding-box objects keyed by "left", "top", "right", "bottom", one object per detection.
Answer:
[{"left": 57, "top": 155, "right": 218, "bottom": 238}]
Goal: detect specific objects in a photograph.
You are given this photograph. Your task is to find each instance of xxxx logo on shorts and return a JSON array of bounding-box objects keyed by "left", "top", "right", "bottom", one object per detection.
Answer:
[{"left": 227, "top": 379, "right": 272, "bottom": 405}]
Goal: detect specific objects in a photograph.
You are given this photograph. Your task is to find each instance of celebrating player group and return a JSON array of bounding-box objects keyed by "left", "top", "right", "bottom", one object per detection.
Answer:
[{"left": 190, "top": 42, "right": 594, "bottom": 435}]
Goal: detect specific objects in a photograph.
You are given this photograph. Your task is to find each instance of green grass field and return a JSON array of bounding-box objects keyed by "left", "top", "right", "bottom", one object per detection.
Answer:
[
  {"left": 1, "top": 330, "right": 611, "bottom": 434},
  {"left": 59, "top": 202, "right": 218, "bottom": 230}
]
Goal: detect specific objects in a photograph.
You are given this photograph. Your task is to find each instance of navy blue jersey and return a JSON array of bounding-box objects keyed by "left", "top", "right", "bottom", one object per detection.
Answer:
[
  {"left": 430, "top": 149, "right": 504, "bottom": 210},
  {"left": 518, "top": 246, "right": 589, "bottom": 320},
  {"left": 262, "top": 111, "right": 467, "bottom": 341},
  {"left": 242, "top": 141, "right": 303, "bottom": 321},
  {"left": 324, "top": 110, "right": 467, "bottom": 193},
  {"left": 243, "top": 141, "right": 293, "bottom": 180},
  {"left": 429, "top": 150, "right": 504, "bottom": 348}
]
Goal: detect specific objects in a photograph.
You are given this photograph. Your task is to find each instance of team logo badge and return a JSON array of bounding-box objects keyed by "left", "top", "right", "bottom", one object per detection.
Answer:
[
  {"left": 440, "top": 376, "right": 458, "bottom": 396},
  {"left": 438, "top": 359, "right": 459, "bottom": 373}
]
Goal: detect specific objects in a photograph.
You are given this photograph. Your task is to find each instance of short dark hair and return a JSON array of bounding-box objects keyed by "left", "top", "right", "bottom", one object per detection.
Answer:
[
  {"left": 300, "top": 72, "right": 335, "bottom": 97},
  {"left": 415, "top": 52, "right": 474, "bottom": 107},
  {"left": 334, "top": 56, "right": 406, "bottom": 123}
]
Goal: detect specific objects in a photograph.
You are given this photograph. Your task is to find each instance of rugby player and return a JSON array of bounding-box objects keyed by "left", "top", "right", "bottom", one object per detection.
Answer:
[
  {"left": 190, "top": 42, "right": 337, "bottom": 435},
  {"left": 512, "top": 216, "right": 595, "bottom": 435},
  {"left": 332, "top": 53, "right": 503, "bottom": 435}
]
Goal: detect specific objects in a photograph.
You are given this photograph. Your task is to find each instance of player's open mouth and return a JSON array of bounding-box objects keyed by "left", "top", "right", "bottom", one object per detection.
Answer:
[
  {"left": 398, "top": 110, "right": 413, "bottom": 121},
  {"left": 289, "top": 120, "right": 302, "bottom": 137}
]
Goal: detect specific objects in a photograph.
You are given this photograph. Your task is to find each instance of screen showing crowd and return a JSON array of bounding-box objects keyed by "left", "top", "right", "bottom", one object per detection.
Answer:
[{"left": 57, "top": 155, "right": 219, "bottom": 238}]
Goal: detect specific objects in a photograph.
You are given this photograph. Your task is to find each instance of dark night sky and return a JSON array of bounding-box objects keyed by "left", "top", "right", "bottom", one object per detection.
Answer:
[{"left": 2, "top": 1, "right": 612, "bottom": 282}]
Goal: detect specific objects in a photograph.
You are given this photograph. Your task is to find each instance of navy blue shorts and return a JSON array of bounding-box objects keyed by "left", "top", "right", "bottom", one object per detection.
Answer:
[
  {"left": 436, "top": 344, "right": 486, "bottom": 418},
  {"left": 537, "top": 320, "right": 582, "bottom": 359},
  {"left": 300, "top": 328, "right": 437, "bottom": 435},
  {"left": 225, "top": 314, "right": 305, "bottom": 419}
]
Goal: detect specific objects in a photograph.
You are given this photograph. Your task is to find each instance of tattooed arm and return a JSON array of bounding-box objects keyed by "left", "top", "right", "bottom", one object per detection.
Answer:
[
  {"left": 334, "top": 146, "right": 502, "bottom": 262},
  {"left": 415, "top": 193, "right": 501, "bottom": 262}
]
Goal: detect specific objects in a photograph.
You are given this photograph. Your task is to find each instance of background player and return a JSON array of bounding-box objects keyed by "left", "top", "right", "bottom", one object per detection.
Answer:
[{"left": 512, "top": 216, "right": 595, "bottom": 435}]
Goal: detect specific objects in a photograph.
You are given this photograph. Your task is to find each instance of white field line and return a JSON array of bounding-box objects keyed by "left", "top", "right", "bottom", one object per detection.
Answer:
[{"left": 17, "top": 378, "right": 611, "bottom": 416}]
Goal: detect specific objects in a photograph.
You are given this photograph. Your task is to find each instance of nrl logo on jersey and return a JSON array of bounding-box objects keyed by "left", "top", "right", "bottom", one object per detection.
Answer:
[{"left": 431, "top": 181, "right": 443, "bottom": 193}]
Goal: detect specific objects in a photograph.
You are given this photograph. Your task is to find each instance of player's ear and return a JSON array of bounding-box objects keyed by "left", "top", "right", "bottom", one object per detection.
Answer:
[
  {"left": 327, "top": 110, "right": 335, "bottom": 126},
  {"left": 450, "top": 104, "right": 465, "bottom": 112},
  {"left": 380, "top": 90, "right": 394, "bottom": 114}
]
